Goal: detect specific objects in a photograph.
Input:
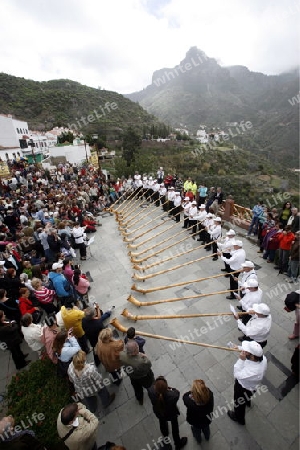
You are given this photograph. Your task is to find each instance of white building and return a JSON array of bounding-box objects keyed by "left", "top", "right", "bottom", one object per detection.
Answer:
[
  {"left": 196, "top": 129, "right": 208, "bottom": 143},
  {"left": 0, "top": 114, "right": 29, "bottom": 149}
]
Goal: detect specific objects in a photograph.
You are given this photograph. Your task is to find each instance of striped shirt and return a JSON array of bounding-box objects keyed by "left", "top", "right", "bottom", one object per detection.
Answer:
[{"left": 34, "top": 287, "right": 56, "bottom": 304}]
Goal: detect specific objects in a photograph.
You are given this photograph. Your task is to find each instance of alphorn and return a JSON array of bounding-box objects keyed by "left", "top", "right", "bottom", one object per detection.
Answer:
[
  {"left": 120, "top": 198, "right": 170, "bottom": 231},
  {"left": 120, "top": 193, "right": 168, "bottom": 228},
  {"left": 113, "top": 188, "right": 140, "bottom": 213},
  {"left": 122, "top": 307, "right": 248, "bottom": 320},
  {"left": 116, "top": 190, "right": 150, "bottom": 221},
  {"left": 122, "top": 201, "right": 173, "bottom": 237},
  {"left": 131, "top": 270, "right": 241, "bottom": 294},
  {"left": 132, "top": 253, "right": 218, "bottom": 281},
  {"left": 129, "top": 223, "right": 195, "bottom": 257},
  {"left": 118, "top": 196, "right": 157, "bottom": 228},
  {"left": 123, "top": 211, "right": 176, "bottom": 243},
  {"left": 119, "top": 189, "right": 156, "bottom": 219},
  {"left": 131, "top": 233, "right": 213, "bottom": 264},
  {"left": 109, "top": 189, "right": 131, "bottom": 212},
  {"left": 127, "top": 291, "right": 240, "bottom": 307},
  {"left": 133, "top": 240, "right": 216, "bottom": 271},
  {"left": 127, "top": 224, "right": 176, "bottom": 250},
  {"left": 111, "top": 318, "right": 240, "bottom": 352},
  {"left": 110, "top": 190, "right": 133, "bottom": 212}
]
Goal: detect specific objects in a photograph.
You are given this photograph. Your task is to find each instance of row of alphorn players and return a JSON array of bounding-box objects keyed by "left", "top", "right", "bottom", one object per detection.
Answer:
[{"left": 129, "top": 183, "right": 272, "bottom": 348}]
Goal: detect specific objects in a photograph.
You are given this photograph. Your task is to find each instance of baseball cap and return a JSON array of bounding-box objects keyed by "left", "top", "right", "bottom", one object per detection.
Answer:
[
  {"left": 233, "top": 240, "right": 243, "bottom": 247},
  {"left": 244, "top": 279, "right": 259, "bottom": 288},
  {"left": 226, "top": 229, "right": 236, "bottom": 236},
  {"left": 252, "top": 303, "right": 270, "bottom": 315},
  {"left": 52, "top": 262, "right": 63, "bottom": 270},
  {"left": 241, "top": 261, "right": 254, "bottom": 268},
  {"left": 241, "top": 340, "right": 263, "bottom": 357},
  {"left": 199, "top": 204, "right": 206, "bottom": 208},
  {"left": 214, "top": 217, "right": 222, "bottom": 222},
  {"left": 191, "top": 201, "right": 197, "bottom": 205},
  {"left": 184, "top": 197, "right": 190, "bottom": 201}
]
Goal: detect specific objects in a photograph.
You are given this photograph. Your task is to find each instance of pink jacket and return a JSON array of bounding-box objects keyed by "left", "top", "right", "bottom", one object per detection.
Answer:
[{"left": 72, "top": 276, "right": 90, "bottom": 295}]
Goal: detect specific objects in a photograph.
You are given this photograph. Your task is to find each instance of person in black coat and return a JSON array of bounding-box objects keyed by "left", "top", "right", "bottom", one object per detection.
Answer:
[
  {"left": 0, "top": 310, "right": 30, "bottom": 370},
  {"left": 183, "top": 379, "right": 214, "bottom": 444},
  {"left": 148, "top": 376, "right": 188, "bottom": 450},
  {"left": 82, "top": 304, "right": 113, "bottom": 366}
]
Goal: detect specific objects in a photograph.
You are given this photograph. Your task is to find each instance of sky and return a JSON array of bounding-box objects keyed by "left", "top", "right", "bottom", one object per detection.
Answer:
[{"left": 0, "top": 0, "right": 299, "bottom": 94}]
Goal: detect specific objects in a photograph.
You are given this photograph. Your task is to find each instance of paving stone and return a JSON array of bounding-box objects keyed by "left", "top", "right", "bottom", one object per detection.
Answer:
[
  {"left": 246, "top": 406, "right": 289, "bottom": 450},
  {"left": 116, "top": 396, "right": 148, "bottom": 433},
  {"left": 267, "top": 395, "right": 299, "bottom": 444},
  {"left": 205, "top": 364, "right": 233, "bottom": 393},
  {"left": 265, "top": 360, "right": 287, "bottom": 387}
]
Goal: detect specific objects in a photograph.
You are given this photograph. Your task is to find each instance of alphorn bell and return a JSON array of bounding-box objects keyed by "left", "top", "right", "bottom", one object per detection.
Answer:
[
  {"left": 131, "top": 269, "right": 241, "bottom": 294},
  {"left": 132, "top": 253, "right": 219, "bottom": 281},
  {"left": 111, "top": 318, "right": 240, "bottom": 352},
  {"left": 130, "top": 223, "right": 196, "bottom": 258},
  {"left": 133, "top": 240, "right": 216, "bottom": 271},
  {"left": 127, "top": 291, "right": 240, "bottom": 307},
  {"left": 123, "top": 212, "right": 176, "bottom": 243},
  {"left": 122, "top": 307, "right": 248, "bottom": 320}
]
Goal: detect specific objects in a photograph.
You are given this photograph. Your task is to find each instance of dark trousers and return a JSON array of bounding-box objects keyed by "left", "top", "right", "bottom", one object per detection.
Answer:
[
  {"left": 167, "top": 201, "right": 174, "bottom": 213},
  {"left": 130, "top": 370, "right": 154, "bottom": 400},
  {"left": 10, "top": 345, "right": 27, "bottom": 370},
  {"left": 77, "top": 334, "right": 90, "bottom": 353},
  {"left": 229, "top": 270, "right": 238, "bottom": 292},
  {"left": 189, "top": 220, "right": 197, "bottom": 234},
  {"left": 159, "top": 417, "right": 181, "bottom": 447},
  {"left": 173, "top": 206, "right": 181, "bottom": 222},
  {"left": 153, "top": 191, "right": 160, "bottom": 207},
  {"left": 183, "top": 216, "right": 189, "bottom": 228},
  {"left": 160, "top": 196, "right": 167, "bottom": 210},
  {"left": 83, "top": 386, "right": 111, "bottom": 412},
  {"left": 234, "top": 379, "right": 253, "bottom": 423},
  {"left": 212, "top": 241, "right": 218, "bottom": 256},
  {"left": 77, "top": 242, "right": 87, "bottom": 258},
  {"left": 222, "top": 252, "right": 231, "bottom": 271},
  {"left": 191, "top": 424, "right": 210, "bottom": 443}
]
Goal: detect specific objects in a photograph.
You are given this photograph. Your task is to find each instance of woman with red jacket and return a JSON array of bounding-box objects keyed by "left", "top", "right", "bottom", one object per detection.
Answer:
[
  {"left": 18, "top": 287, "right": 41, "bottom": 323},
  {"left": 82, "top": 215, "right": 97, "bottom": 233},
  {"left": 275, "top": 225, "right": 295, "bottom": 273}
]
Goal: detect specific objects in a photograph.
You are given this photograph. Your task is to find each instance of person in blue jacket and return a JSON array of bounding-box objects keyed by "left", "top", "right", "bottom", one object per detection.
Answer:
[{"left": 48, "top": 261, "right": 71, "bottom": 305}]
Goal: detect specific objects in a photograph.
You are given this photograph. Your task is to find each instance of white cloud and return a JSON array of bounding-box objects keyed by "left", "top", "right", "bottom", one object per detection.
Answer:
[{"left": 0, "top": 0, "right": 298, "bottom": 94}]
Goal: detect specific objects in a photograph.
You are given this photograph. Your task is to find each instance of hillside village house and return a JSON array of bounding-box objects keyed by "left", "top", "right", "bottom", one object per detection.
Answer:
[{"left": 0, "top": 115, "right": 89, "bottom": 166}]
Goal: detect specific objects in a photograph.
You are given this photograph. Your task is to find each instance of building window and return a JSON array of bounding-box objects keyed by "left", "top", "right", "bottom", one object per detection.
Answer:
[{"left": 19, "top": 139, "right": 28, "bottom": 149}]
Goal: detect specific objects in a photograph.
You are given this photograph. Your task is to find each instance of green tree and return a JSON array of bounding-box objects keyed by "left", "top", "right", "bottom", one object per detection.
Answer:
[
  {"left": 57, "top": 131, "right": 74, "bottom": 144},
  {"left": 122, "top": 127, "right": 142, "bottom": 166}
]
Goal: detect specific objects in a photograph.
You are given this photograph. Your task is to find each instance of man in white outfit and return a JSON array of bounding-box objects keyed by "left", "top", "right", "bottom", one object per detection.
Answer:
[
  {"left": 233, "top": 303, "right": 271, "bottom": 347},
  {"left": 227, "top": 340, "right": 267, "bottom": 425}
]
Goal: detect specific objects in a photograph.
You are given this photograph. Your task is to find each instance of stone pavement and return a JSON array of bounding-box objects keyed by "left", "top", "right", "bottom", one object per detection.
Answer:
[{"left": 0, "top": 200, "right": 299, "bottom": 450}]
